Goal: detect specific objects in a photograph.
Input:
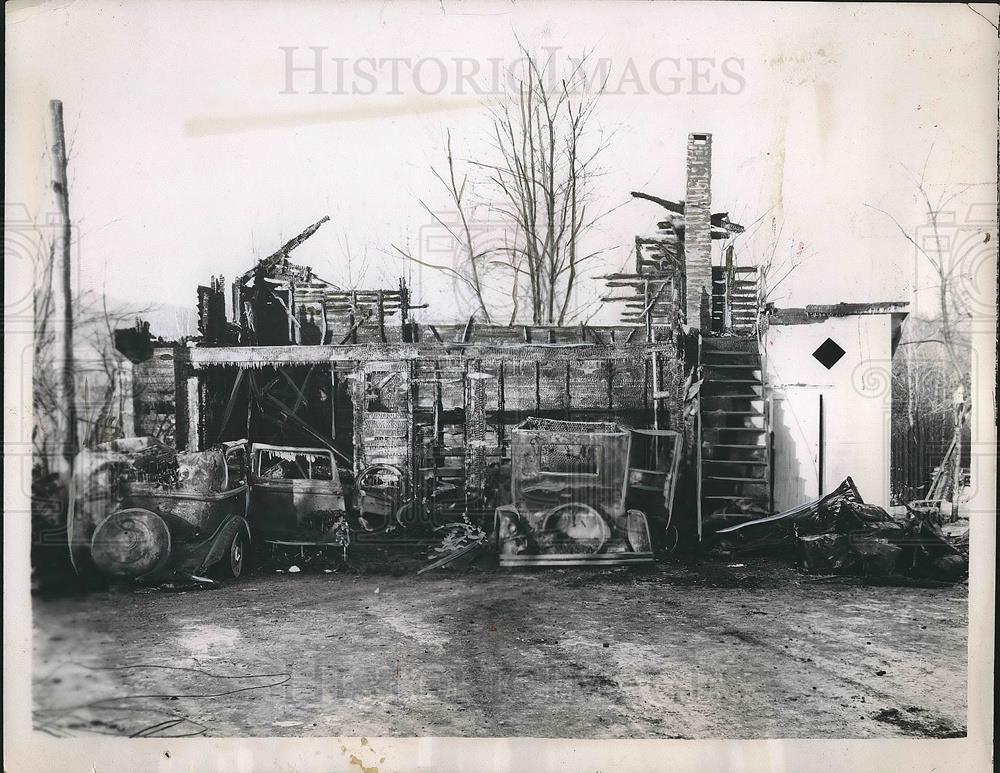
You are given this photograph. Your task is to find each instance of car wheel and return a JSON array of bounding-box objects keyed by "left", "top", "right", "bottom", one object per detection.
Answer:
[{"left": 220, "top": 530, "right": 246, "bottom": 579}]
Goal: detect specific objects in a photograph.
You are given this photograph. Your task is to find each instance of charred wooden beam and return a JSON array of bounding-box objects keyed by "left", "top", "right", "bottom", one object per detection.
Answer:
[
  {"left": 182, "top": 372, "right": 203, "bottom": 450},
  {"left": 630, "top": 191, "right": 745, "bottom": 233},
  {"left": 631, "top": 191, "right": 685, "bottom": 215},
  {"left": 182, "top": 341, "right": 675, "bottom": 369},
  {"left": 239, "top": 215, "right": 331, "bottom": 284},
  {"left": 377, "top": 290, "right": 387, "bottom": 343}
]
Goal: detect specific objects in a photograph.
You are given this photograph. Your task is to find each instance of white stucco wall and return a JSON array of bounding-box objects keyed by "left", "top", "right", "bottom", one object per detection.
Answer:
[{"left": 765, "top": 314, "right": 894, "bottom": 510}]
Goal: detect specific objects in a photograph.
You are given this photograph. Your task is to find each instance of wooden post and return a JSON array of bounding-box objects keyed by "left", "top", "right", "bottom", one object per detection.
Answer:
[
  {"left": 185, "top": 373, "right": 202, "bottom": 451},
  {"left": 951, "top": 399, "right": 963, "bottom": 521},
  {"left": 433, "top": 359, "right": 444, "bottom": 447},
  {"left": 496, "top": 362, "right": 506, "bottom": 448},
  {"left": 723, "top": 244, "right": 734, "bottom": 333},
  {"left": 462, "top": 359, "right": 470, "bottom": 516},
  {"left": 377, "top": 290, "right": 387, "bottom": 343},
  {"left": 564, "top": 361, "right": 571, "bottom": 419},
  {"left": 49, "top": 99, "right": 77, "bottom": 469},
  {"left": 606, "top": 360, "right": 615, "bottom": 413},
  {"left": 407, "top": 360, "right": 416, "bottom": 503},
  {"left": 330, "top": 364, "right": 337, "bottom": 440},
  {"left": 643, "top": 280, "right": 652, "bottom": 343},
  {"left": 119, "top": 360, "right": 135, "bottom": 438},
  {"left": 465, "top": 361, "right": 489, "bottom": 524},
  {"left": 351, "top": 364, "right": 366, "bottom": 476},
  {"left": 174, "top": 352, "right": 203, "bottom": 452},
  {"left": 696, "top": 332, "right": 703, "bottom": 541},
  {"left": 398, "top": 277, "right": 410, "bottom": 325},
  {"left": 534, "top": 362, "right": 541, "bottom": 411},
  {"left": 350, "top": 291, "right": 359, "bottom": 344}
]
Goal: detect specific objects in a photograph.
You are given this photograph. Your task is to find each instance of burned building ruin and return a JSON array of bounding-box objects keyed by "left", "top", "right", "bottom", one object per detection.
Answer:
[{"left": 120, "top": 132, "right": 907, "bottom": 550}]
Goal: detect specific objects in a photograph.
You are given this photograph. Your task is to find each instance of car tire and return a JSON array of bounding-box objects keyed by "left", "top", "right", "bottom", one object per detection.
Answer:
[{"left": 219, "top": 530, "right": 246, "bottom": 579}]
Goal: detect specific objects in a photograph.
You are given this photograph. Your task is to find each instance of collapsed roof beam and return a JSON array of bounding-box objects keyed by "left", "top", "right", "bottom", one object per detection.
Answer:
[
  {"left": 240, "top": 215, "right": 331, "bottom": 283},
  {"left": 630, "top": 191, "right": 745, "bottom": 234}
]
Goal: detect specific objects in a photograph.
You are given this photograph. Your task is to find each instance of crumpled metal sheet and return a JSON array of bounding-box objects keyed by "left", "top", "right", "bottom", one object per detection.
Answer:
[{"left": 718, "top": 476, "right": 968, "bottom": 581}]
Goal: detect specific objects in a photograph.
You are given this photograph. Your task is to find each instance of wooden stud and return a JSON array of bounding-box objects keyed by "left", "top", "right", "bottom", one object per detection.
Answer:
[
  {"left": 564, "top": 361, "right": 572, "bottom": 419},
  {"left": 535, "top": 361, "right": 541, "bottom": 411},
  {"left": 351, "top": 290, "right": 359, "bottom": 344},
  {"left": 186, "top": 373, "right": 202, "bottom": 451},
  {"left": 497, "top": 362, "right": 506, "bottom": 448},
  {"left": 606, "top": 360, "right": 615, "bottom": 412},
  {"left": 377, "top": 290, "right": 387, "bottom": 343},
  {"left": 330, "top": 364, "right": 337, "bottom": 440}
]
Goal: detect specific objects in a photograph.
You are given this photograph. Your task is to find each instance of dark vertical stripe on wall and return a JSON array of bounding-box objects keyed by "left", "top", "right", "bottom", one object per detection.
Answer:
[{"left": 818, "top": 393, "right": 825, "bottom": 496}]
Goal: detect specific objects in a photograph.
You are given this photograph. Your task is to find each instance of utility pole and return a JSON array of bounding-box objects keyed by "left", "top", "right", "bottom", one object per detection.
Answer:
[{"left": 49, "top": 99, "right": 77, "bottom": 470}]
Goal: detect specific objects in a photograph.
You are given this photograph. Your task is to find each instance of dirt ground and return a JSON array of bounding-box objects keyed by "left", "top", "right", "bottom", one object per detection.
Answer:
[{"left": 32, "top": 551, "right": 968, "bottom": 740}]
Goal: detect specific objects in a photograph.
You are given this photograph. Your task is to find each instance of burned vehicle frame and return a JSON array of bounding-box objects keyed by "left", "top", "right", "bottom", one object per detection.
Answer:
[
  {"left": 87, "top": 441, "right": 251, "bottom": 582},
  {"left": 248, "top": 443, "right": 350, "bottom": 555},
  {"left": 496, "top": 418, "right": 656, "bottom": 567}
]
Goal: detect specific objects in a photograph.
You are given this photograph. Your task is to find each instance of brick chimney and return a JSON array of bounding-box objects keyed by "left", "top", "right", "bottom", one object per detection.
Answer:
[{"left": 684, "top": 132, "right": 712, "bottom": 330}]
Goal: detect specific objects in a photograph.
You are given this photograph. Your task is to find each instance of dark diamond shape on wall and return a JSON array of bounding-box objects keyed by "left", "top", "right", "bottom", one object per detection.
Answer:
[{"left": 812, "top": 337, "right": 846, "bottom": 369}]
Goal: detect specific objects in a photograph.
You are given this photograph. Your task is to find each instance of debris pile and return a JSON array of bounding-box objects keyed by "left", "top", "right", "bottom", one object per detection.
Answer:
[
  {"left": 417, "top": 522, "right": 488, "bottom": 575},
  {"left": 715, "top": 478, "right": 968, "bottom": 583},
  {"left": 101, "top": 436, "right": 181, "bottom": 487},
  {"left": 430, "top": 522, "right": 487, "bottom": 557}
]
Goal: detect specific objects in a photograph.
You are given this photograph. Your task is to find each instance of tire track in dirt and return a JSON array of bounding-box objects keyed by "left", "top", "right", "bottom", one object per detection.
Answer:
[{"left": 33, "top": 566, "right": 968, "bottom": 738}]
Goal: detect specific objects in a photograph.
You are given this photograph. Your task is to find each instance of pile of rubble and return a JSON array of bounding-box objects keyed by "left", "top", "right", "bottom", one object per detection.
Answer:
[{"left": 714, "top": 478, "right": 968, "bottom": 583}]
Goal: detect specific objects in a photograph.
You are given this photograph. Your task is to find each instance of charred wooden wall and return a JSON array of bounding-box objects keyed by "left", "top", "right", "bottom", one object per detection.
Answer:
[
  {"left": 167, "top": 324, "right": 692, "bottom": 526},
  {"left": 133, "top": 348, "right": 177, "bottom": 446}
]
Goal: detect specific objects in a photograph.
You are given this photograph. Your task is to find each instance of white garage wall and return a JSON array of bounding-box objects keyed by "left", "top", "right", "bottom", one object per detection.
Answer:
[{"left": 766, "top": 315, "right": 894, "bottom": 510}]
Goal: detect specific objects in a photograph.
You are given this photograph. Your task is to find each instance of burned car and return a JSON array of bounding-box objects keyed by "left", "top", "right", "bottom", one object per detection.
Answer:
[
  {"left": 73, "top": 438, "right": 351, "bottom": 582},
  {"left": 248, "top": 444, "right": 350, "bottom": 554},
  {"left": 495, "top": 418, "right": 654, "bottom": 566},
  {"left": 85, "top": 440, "right": 251, "bottom": 581}
]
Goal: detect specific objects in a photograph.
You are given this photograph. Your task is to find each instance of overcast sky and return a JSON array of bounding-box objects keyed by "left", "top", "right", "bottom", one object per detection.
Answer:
[{"left": 7, "top": 1, "right": 998, "bottom": 334}]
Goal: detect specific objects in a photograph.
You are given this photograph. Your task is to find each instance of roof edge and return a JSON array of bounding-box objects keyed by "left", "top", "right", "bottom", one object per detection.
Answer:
[{"left": 770, "top": 301, "right": 910, "bottom": 325}]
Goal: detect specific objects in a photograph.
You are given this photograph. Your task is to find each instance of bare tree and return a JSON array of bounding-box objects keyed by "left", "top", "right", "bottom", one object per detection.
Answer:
[
  {"left": 34, "top": 271, "right": 152, "bottom": 468},
  {"left": 735, "top": 212, "right": 813, "bottom": 309},
  {"left": 485, "top": 52, "right": 612, "bottom": 324},
  {"left": 337, "top": 233, "right": 373, "bottom": 291},
  {"left": 866, "top": 150, "right": 993, "bottom": 510},
  {"left": 866, "top": 175, "right": 982, "bottom": 387},
  {"left": 396, "top": 49, "right": 613, "bottom": 325},
  {"left": 393, "top": 131, "right": 495, "bottom": 322}
]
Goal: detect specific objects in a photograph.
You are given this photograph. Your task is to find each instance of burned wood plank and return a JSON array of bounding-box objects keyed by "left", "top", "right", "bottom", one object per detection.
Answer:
[{"left": 184, "top": 341, "right": 675, "bottom": 369}]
